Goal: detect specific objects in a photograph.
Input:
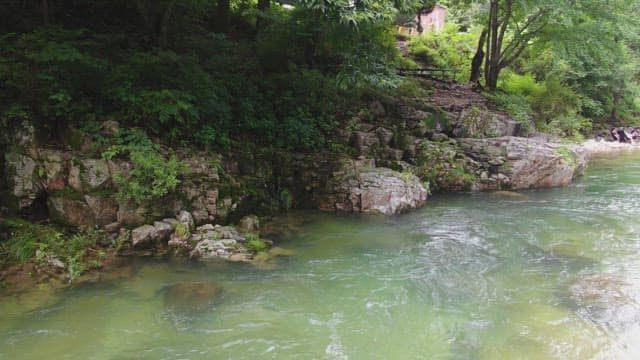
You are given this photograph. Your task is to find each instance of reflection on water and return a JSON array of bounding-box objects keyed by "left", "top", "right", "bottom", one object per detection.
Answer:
[{"left": 3, "top": 153, "right": 640, "bottom": 359}]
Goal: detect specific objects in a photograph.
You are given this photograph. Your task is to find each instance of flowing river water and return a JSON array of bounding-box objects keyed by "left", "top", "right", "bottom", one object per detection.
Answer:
[{"left": 3, "top": 153, "right": 640, "bottom": 359}]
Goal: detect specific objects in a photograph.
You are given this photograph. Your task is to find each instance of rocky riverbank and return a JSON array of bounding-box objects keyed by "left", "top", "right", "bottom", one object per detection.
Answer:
[
  {"left": 0, "top": 80, "right": 592, "bottom": 287},
  {"left": 582, "top": 139, "right": 640, "bottom": 158}
]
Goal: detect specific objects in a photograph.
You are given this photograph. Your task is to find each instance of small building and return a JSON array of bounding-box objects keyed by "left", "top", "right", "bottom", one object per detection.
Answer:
[
  {"left": 396, "top": 4, "right": 446, "bottom": 36},
  {"left": 418, "top": 4, "right": 446, "bottom": 33}
]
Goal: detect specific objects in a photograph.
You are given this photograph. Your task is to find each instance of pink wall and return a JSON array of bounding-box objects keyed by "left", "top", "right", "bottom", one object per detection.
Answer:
[{"left": 419, "top": 5, "right": 446, "bottom": 33}]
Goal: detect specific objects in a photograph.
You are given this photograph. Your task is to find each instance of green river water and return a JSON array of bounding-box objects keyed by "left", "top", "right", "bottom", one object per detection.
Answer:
[{"left": 3, "top": 153, "right": 640, "bottom": 359}]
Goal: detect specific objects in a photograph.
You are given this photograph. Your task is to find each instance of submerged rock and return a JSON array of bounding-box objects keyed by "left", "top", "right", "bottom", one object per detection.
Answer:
[
  {"left": 568, "top": 276, "right": 640, "bottom": 331},
  {"left": 164, "top": 282, "right": 221, "bottom": 314},
  {"left": 488, "top": 190, "right": 529, "bottom": 201}
]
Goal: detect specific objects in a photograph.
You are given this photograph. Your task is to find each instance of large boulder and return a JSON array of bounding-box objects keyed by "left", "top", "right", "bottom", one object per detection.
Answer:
[
  {"left": 318, "top": 160, "right": 427, "bottom": 215},
  {"left": 458, "top": 137, "right": 586, "bottom": 190}
]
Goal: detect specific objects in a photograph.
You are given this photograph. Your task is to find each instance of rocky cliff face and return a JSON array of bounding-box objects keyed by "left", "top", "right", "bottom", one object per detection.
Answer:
[{"left": 3, "top": 83, "right": 590, "bottom": 230}]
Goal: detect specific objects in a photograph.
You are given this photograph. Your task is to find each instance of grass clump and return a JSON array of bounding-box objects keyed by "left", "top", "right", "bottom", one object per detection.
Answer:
[
  {"left": 245, "top": 233, "right": 269, "bottom": 253},
  {"left": 0, "top": 219, "right": 105, "bottom": 282}
]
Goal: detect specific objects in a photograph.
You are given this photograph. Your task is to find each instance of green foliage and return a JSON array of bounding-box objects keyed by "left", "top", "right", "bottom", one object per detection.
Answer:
[
  {"left": 1, "top": 218, "right": 54, "bottom": 263},
  {"left": 174, "top": 223, "right": 190, "bottom": 238},
  {"left": 0, "top": 219, "right": 102, "bottom": 281},
  {"left": 110, "top": 229, "right": 131, "bottom": 253},
  {"left": 103, "top": 133, "right": 188, "bottom": 204},
  {"left": 245, "top": 233, "right": 269, "bottom": 253},
  {"left": 408, "top": 24, "right": 479, "bottom": 82},
  {"left": 530, "top": 78, "right": 582, "bottom": 128},
  {"left": 484, "top": 91, "right": 534, "bottom": 136},
  {"left": 414, "top": 141, "right": 475, "bottom": 191},
  {"left": 493, "top": 73, "right": 589, "bottom": 138},
  {"left": 498, "top": 72, "right": 542, "bottom": 98},
  {"left": 279, "top": 189, "right": 293, "bottom": 210}
]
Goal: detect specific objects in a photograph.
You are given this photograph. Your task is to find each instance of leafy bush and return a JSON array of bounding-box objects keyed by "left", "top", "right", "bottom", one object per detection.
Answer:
[
  {"left": 102, "top": 129, "right": 189, "bottom": 204},
  {"left": 545, "top": 115, "right": 592, "bottom": 141},
  {"left": 414, "top": 141, "right": 475, "bottom": 192},
  {"left": 0, "top": 219, "right": 103, "bottom": 281},
  {"left": 484, "top": 91, "right": 534, "bottom": 136},
  {"left": 498, "top": 71, "right": 543, "bottom": 97},
  {"left": 408, "top": 24, "right": 479, "bottom": 82},
  {"left": 530, "top": 77, "right": 582, "bottom": 128},
  {"left": 245, "top": 233, "right": 269, "bottom": 253},
  {"left": 1, "top": 218, "right": 57, "bottom": 263}
]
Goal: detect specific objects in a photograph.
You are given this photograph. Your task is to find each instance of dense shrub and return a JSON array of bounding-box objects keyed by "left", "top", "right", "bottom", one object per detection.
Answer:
[
  {"left": 0, "top": 219, "right": 104, "bottom": 281},
  {"left": 0, "top": 21, "right": 363, "bottom": 152},
  {"left": 484, "top": 91, "right": 534, "bottom": 136},
  {"left": 102, "top": 129, "right": 189, "bottom": 204},
  {"left": 408, "top": 24, "right": 479, "bottom": 82}
]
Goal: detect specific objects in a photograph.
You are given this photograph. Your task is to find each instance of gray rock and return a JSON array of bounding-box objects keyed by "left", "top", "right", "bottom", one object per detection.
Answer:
[
  {"left": 238, "top": 215, "right": 260, "bottom": 234},
  {"left": 375, "top": 127, "right": 394, "bottom": 146},
  {"left": 152, "top": 221, "right": 174, "bottom": 243},
  {"left": 459, "top": 137, "right": 586, "bottom": 191},
  {"left": 117, "top": 201, "right": 149, "bottom": 227},
  {"left": 104, "top": 222, "right": 121, "bottom": 234},
  {"left": 168, "top": 233, "right": 189, "bottom": 249},
  {"left": 228, "top": 252, "right": 252, "bottom": 262},
  {"left": 431, "top": 133, "right": 449, "bottom": 142},
  {"left": 84, "top": 195, "right": 118, "bottom": 226},
  {"left": 68, "top": 165, "right": 83, "bottom": 193},
  {"left": 213, "top": 225, "right": 245, "bottom": 242},
  {"left": 131, "top": 225, "right": 156, "bottom": 248},
  {"left": 318, "top": 160, "right": 427, "bottom": 215},
  {"left": 101, "top": 120, "right": 120, "bottom": 137},
  {"left": 36, "top": 250, "right": 66, "bottom": 270},
  {"left": 162, "top": 218, "right": 179, "bottom": 228},
  {"left": 177, "top": 210, "right": 195, "bottom": 232},
  {"left": 80, "top": 159, "right": 111, "bottom": 191},
  {"left": 5, "top": 153, "right": 40, "bottom": 210},
  {"left": 352, "top": 131, "right": 380, "bottom": 156},
  {"left": 453, "top": 107, "right": 520, "bottom": 138},
  {"left": 48, "top": 197, "right": 93, "bottom": 228},
  {"left": 197, "top": 224, "right": 215, "bottom": 232},
  {"left": 190, "top": 239, "right": 232, "bottom": 259},
  {"left": 368, "top": 101, "right": 386, "bottom": 118}
]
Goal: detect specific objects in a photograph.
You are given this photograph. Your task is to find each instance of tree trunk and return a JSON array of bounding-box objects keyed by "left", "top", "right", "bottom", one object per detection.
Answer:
[
  {"left": 611, "top": 91, "right": 620, "bottom": 121},
  {"left": 470, "top": 30, "right": 487, "bottom": 83},
  {"left": 42, "top": 0, "right": 51, "bottom": 25},
  {"left": 256, "top": 0, "right": 270, "bottom": 33},
  {"left": 157, "top": 1, "right": 175, "bottom": 48},
  {"left": 417, "top": 10, "right": 423, "bottom": 34},
  {"left": 216, "top": 0, "right": 230, "bottom": 34},
  {"left": 484, "top": 0, "right": 500, "bottom": 90}
]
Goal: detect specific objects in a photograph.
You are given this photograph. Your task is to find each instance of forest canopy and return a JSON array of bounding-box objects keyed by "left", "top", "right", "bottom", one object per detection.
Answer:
[{"left": 1, "top": 0, "right": 639, "bottom": 149}]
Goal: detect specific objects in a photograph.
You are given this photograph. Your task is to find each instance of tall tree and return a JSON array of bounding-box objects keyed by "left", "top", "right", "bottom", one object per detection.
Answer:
[
  {"left": 216, "top": 0, "right": 230, "bottom": 33},
  {"left": 256, "top": 0, "right": 270, "bottom": 33},
  {"left": 472, "top": 0, "right": 553, "bottom": 89},
  {"left": 134, "top": 0, "right": 177, "bottom": 47}
]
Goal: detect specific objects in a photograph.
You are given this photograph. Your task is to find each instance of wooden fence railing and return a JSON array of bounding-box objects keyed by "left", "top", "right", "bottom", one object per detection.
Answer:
[{"left": 397, "top": 67, "right": 458, "bottom": 82}]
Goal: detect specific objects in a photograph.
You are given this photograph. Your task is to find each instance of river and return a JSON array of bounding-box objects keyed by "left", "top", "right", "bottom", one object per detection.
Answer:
[{"left": 2, "top": 153, "right": 640, "bottom": 359}]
